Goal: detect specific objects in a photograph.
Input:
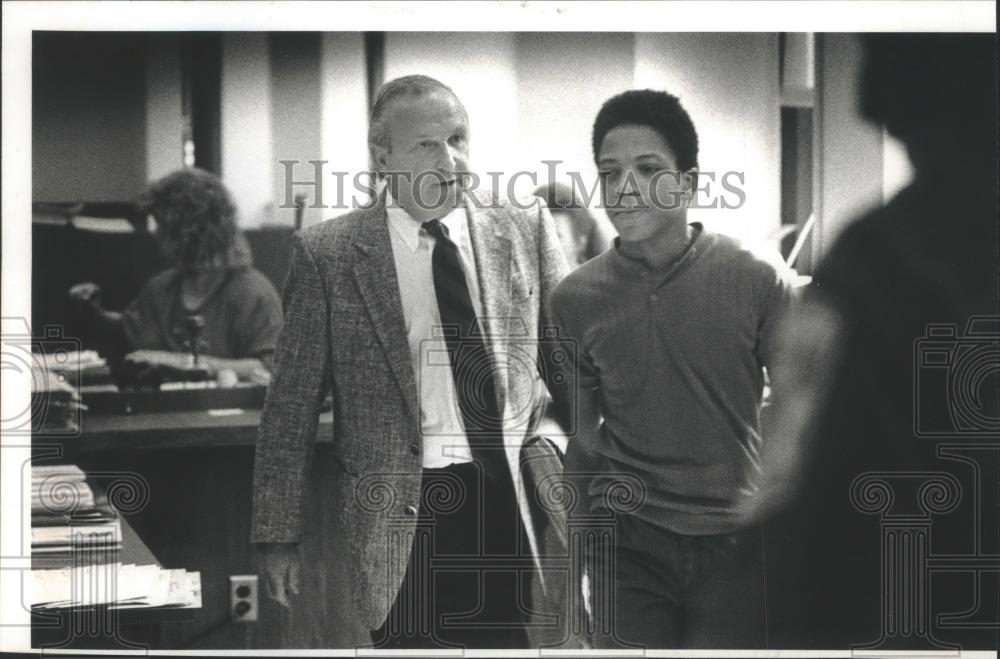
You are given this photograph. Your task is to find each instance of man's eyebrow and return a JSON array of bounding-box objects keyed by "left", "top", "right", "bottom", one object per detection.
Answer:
[
  {"left": 407, "top": 134, "right": 436, "bottom": 147},
  {"left": 598, "top": 153, "right": 665, "bottom": 166},
  {"left": 410, "top": 127, "right": 465, "bottom": 142}
]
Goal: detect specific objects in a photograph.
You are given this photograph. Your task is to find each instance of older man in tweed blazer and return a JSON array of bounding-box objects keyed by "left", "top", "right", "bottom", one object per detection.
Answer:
[{"left": 251, "top": 75, "right": 573, "bottom": 649}]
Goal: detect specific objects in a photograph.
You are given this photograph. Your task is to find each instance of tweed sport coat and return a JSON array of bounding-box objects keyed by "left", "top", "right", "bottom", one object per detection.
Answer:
[{"left": 251, "top": 187, "right": 573, "bottom": 643}]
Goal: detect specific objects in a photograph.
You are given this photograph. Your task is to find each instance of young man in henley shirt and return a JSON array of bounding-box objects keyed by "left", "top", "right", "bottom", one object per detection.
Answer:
[{"left": 550, "top": 89, "right": 793, "bottom": 649}]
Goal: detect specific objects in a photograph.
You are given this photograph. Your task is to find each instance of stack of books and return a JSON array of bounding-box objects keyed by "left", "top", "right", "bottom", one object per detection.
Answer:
[
  {"left": 30, "top": 365, "right": 85, "bottom": 435},
  {"left": 30, "top": 464, "right": 202, "bottom": 611},
  {"left": 36, "top": 349, "right": 110, "bottom": 386},
  {"left": 31, "top": 464, "right": 120, "bottom": 562}
]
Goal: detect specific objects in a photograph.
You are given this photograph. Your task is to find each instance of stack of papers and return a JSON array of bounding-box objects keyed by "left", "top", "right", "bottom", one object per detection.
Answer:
[
  {"left": 36, "top": 350, "right": 110, "bottom": 388},
  {"left": 32, "top": 465, "right": 120, "bottom": 559},
  {"left": 31, "top": 563, "right": 202, "bottom": 610},
  {"left": 32, "top": 464, "right": 92, "bottom": 511},
  {"left": 31, "top": 464, "right": 202, "bottom": 612},
  {"left": 30, "top": 366, "right": 85, "bottom": 434},
  {"left": 32, "top": 525, "right": 121, "bottom": 553},
  {"left": 34, "top": 350, "right": 105, "bottom": 373},
  {"left": 71, "top": 216, "right": 136, "bottom": 234}
]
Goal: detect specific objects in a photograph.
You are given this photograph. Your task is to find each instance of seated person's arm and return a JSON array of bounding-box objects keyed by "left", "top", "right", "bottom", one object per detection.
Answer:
[
  {"left": 123, "top": 350, "right": 271, "bottom": 384},
  {"left": 120, "top": 270, "right": 284, "bottom": 384},
  {"left": 217, "top": 268, "right": 284, "bottom": 381},
  {"left": 67, "top": 282, "right": 130, "bottom": 359}
]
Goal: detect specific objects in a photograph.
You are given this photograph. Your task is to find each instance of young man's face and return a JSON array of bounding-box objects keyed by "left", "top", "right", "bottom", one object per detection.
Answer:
[
  {"left": 374, "top": 90, "right": 471, "bottom": 222},
  {"left": 597, "top": 124, "right": 693, "bottom": 243}
]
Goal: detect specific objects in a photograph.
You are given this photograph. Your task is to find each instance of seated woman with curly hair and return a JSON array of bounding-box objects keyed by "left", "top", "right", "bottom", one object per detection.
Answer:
[{"left": 69, "top": 168, "right": 283, "bottom": 384}]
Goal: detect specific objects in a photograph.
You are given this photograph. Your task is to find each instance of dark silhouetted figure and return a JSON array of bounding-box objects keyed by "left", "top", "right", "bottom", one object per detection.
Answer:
[{"left": 759, "top": 34, "right": 998, "bottom": 651}]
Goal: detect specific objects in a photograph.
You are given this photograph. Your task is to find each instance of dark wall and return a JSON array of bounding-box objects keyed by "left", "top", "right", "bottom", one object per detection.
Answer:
[
  {"left": 33, "top": 32, "right": 148, "bottom": 202},
  {"left": 268, "top": 33, "right": 322, "bottom": 212},
  {"left": 33, "top": 224, "right": 167, "bottom": 339}
]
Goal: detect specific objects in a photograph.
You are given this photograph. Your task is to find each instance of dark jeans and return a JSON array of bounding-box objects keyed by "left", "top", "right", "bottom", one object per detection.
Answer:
[
  {"left": 370, "top": 462, "right": 530, "bottom": 649},
  {"left": 587, "top": 511, "right": 767, "bottom": 649}
]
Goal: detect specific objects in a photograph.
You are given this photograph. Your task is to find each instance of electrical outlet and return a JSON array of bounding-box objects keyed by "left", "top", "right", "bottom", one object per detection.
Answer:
[{"left": 229, "top": 574, "right": 258, "bottom": 622}]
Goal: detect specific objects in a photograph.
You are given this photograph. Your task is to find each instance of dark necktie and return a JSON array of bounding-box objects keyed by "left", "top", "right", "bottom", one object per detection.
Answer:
[{"left": 422, "top": 219, "right": 511, "bottom": 486}]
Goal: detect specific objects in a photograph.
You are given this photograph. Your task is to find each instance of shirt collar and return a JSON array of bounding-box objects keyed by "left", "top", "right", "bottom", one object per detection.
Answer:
[
  {"left": 612, "top": 222, "right": 704, "bottom": 277},
  {"left": 385, "top": 189, "right": 469, "bottom": 253}
]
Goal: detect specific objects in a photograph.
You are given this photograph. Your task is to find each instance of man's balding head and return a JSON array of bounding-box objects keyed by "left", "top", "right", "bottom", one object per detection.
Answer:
[
  {"left": 368, "top": 75, "right": 468, "bottom": 155},
  {"left": 367, "top": 75, "right": 472, "bottom": 222}
]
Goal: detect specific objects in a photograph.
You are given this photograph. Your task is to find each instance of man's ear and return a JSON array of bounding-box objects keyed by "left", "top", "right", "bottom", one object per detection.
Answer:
[
  {"left": 370, "top": 144, "right": 391, "bottom": 177},
  {"left": 683, "top": 168, "right": 699, "bottom": 200}
]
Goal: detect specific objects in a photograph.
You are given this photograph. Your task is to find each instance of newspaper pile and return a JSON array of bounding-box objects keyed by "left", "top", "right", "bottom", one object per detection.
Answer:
[
  {"left": 32, "top": 563, "right": 201, "bottom": 610},
  {"left": 30, "top": 364, "right": 85, "bottom": 434},
  {"left": 31, "top": 464, "right": 120, "bottom": 558},
  {"left": 30, "top": 465, "right": 201, "bottom": 611}
]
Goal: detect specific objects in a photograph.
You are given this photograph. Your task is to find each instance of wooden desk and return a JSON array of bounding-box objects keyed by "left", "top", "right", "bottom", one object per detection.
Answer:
[
  {"left": 34, "top": 408, "right": 335, "bottom": 650},
  {"left": 57, "top": 409, "right": 334, "bottom": 452},
  {"left": 32, "top": 515, "right": 199, "bottom": 650}
]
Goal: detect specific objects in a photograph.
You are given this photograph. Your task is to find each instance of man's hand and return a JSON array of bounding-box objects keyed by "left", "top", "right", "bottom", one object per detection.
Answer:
[
  {"left": 256, "top": 542, "right": 300, "bottom": 609},
  {"left": 68, "top": 281, "right": 103, "bottom": 311}
]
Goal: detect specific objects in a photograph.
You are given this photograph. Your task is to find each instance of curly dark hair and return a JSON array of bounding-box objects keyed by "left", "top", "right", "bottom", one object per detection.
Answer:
[
  {"left": 859, "top": 34, "right": 995, "bottom": 172},
  {"left": 592, "top": 89, "right": 699, "bottom": 173},
  {"left": 140, "top": 168, "right": 251, "bottom": 272}
]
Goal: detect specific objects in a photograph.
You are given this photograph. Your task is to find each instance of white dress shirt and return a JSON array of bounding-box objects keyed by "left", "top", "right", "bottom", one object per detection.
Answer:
[{"left": 385, "top": 191, "right": 483, "bottom": 468}]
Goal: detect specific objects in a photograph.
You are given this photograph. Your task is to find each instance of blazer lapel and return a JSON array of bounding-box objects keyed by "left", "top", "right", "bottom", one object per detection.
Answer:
[
  {"left": 465, "top": 194, "right": 513, "bottom": 415},
  {"left": 352, "top": 201, "right": 419, "bottom": 422},
  {"left": 466, "top": 195, "right": 546, "bottom": 571}
]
